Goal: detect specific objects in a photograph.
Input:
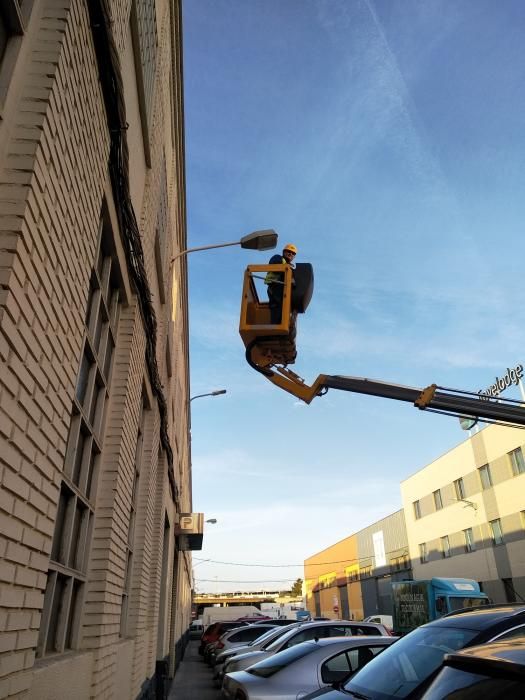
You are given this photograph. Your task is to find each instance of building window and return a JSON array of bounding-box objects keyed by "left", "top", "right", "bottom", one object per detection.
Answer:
[
  {"left": 454, "top": 478, "right": 466, "bottom": 501},
  {"left": 345, "top": 566, "right": 359, "bottom": 583},
  {"left": 319, "top": 573, "right": 336, "bottom": 589},
  {"left": 433, "top": 489, "right": 443, "bottom": 511},
  {"left": 489, "top": 518, "right": 504, "bottom": 545},
  {"left": 464, "top": 527, "right": 475, "bottom": 553},
  {"left": 121, "top": 393, "right": 148, "bottom": 637},
  {"left": 0, "top": 2, "right": 24, "bottom": 63},
  {"left": 130, "top": 0, "right": 158, "bottom": 161},
  {"left": 441, "top": 536, "right": 451, "bottom": 558},
  {"left": 38, "top": 216, "right": 121, "bottom": 657},
  {"left": 479, "top": 464, "right": 492, "bottom": 490},
  {"left": 413, "top": 500, "right": 421, "bottom": 520},
  {"left": 359, "top": 565, "right": 372, "bottom": 579},
  {"left": 502, "top": 578, "right": 517, "bottom": 603},
  {"left": 509, "top": 447, "right": 525, "bottom": 477},
  {"left": 390, "top": 553, "right": 409, "bottom": 571},
  {"left": 521, "top": 511, "right": 525, "bottom": 531},
  {"left": 419, "top": 543, "right": 428, "bottom": 564}
]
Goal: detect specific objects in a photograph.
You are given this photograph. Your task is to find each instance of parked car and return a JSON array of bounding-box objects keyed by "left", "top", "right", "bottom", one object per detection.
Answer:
[
  {"left": 207, "top": 623, "right": 279, "bottom": 666},
  {"left": 222, "top": 636, "right": 396, "bottom": 700},
  {"left": 199, "top": 621, "right": 249, "bottom": 655},
  {"left": 214, "top": 623, "right": 301, "bottom": 684},
  {"left": 302, "top": 604, "right": 525, "bottom": 699},
  {"left": 189, "top": 619, "right": 203, "bottom": 638},
  {"left": 222, "top": 620, "right": 390, "bottom": 677},
  {"left": 364, "top": 614, "right": 394, "bottom": 634},
  {"left": 421, "top": 640, "right": 525, "bottom": 699}
]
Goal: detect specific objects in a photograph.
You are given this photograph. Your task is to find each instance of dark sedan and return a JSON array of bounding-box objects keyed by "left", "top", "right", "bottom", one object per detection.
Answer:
[{"left": 303, "top": 604, "right": 525, "bottom": 699}]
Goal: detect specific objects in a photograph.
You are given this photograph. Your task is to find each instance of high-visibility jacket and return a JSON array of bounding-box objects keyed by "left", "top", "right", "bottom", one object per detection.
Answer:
[{"left": 265, "top": 255, "right": 288, "bottom": 285}]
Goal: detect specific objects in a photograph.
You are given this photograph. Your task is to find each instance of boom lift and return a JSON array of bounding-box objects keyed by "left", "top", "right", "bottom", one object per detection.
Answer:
[{"left": 239, "top": 263, "right": 525, "bottom": 428}]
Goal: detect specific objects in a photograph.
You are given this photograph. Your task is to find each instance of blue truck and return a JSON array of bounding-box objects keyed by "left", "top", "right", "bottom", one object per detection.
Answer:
[{"left": 392, "top": 577, "right": 490, "bottom": 635}]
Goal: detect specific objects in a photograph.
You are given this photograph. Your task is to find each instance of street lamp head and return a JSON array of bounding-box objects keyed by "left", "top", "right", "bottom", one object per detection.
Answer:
[
  {"left": 205, "top": 518, "right": 217, "bottom": 524},
  {"left": 190, "top": 389, "right": 227, "bottom": 402},
  {"left": 240, "top": 229, "right": 278, "bottom": 251}
]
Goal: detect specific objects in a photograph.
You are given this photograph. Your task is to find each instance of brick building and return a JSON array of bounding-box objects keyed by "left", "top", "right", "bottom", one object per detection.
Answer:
[{"left": 0, "top": 1, "right": 193, "bottom": 698}]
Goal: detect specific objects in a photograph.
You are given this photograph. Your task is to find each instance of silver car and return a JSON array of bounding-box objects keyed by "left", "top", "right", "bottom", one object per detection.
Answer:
[
  {"left": 208, "top": 624, "right": 279, "bottom": 666},
  {"left": 222, "top": 636, "right": 396, "bottom": 699},
  {"left": 222, "top": 620, "right": 389, "bottom": 677},
  {"left": 214, "top": 623, "right": 301, "bottom": 683}
]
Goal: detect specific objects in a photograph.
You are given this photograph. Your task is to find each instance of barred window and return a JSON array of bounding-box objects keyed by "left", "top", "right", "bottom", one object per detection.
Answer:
[
  {"left": 359, "top": 565, "right": 372, "bottom": 579},
  {"left": 413, "top": 500, "right": 421, "bottom": 520},
  {"left": 38, "top": 217, "right": 121, "bottom": 657},
  {"left": 441, "top": 535, "right": 451, "bottom": 558},
  {"left": 433, "top": 489, "right": 443, "bottom": 511}
]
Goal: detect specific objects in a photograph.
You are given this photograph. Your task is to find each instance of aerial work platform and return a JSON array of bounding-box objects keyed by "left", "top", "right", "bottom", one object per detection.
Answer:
[{"left": 239, "top": 262, "right": 525, "bottom": 428}]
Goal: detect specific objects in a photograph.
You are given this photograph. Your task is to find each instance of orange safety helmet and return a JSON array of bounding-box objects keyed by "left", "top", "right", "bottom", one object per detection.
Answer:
[{"left": 283, "top": 243, "right": 298, "bottom": 255}]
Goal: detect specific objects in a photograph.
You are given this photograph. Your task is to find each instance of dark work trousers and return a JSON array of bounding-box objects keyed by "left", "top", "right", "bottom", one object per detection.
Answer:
[{"left": 267, "top": 283, "right": 284, "bottom": 324}]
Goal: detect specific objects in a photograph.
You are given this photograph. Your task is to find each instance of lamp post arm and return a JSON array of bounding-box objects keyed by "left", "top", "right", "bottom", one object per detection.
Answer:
[{"left": 171, "top": 240, "right": 240, "bottom": 264}]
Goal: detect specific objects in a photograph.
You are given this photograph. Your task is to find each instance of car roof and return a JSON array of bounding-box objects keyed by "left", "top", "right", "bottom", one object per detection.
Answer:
[
  {"left": 426, "top": 605, "right": 525, "bottom": 631},
  {"left": 304, "top": 636, "right": 395, "bottom": 647},
  {"left": 444, "top": 640, "right": 525, "bottom": 677},
  {"left": 269, "top": 620, "right": 384, "bottom": 644},
  {"left": 223, "top": 623, "right": 275, "bottom": 635}
]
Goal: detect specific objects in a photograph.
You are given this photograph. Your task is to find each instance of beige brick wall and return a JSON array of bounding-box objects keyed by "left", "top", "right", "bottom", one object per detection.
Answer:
[{"left": 0, "top": 1, "right": 191, "bottom": 698}]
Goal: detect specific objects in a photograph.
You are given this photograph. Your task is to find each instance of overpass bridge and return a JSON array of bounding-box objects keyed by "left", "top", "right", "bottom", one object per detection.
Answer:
[{"left": 193, "top": 591, "right": 280, "bottom": 608}]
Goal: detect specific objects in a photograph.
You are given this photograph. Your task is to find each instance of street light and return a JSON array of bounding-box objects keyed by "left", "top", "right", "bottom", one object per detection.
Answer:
[
  {"left": 205, "top": 518, "right": 217, "bottom": 524},
  {"left": 190, "top": 389, "right": 227, "bottom": 403},
  {"left": 170, "top": 229, "right": 278, "bottom": 265}
]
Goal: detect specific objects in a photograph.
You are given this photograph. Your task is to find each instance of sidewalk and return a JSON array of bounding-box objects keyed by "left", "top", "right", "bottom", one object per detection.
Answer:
[{"left": 168, "top": 640, "right": 222, "bottom": 699}]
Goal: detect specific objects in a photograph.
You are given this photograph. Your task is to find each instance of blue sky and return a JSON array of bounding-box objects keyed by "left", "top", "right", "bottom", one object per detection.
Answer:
[{"left": 182, "top": 0, "right": 525, "bottom": 593}]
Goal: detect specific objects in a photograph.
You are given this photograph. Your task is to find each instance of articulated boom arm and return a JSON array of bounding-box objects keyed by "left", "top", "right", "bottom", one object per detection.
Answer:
[
  {"left": 239, "top": 263, "right": 525, "bottom": 428},
  {"left": 263, "top": 369, "right": 525, "bottom": 427}
]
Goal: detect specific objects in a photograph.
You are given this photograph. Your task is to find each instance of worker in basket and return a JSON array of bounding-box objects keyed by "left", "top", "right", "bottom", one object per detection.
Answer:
[{"left": 264, "top": 243, "right": 297, "bottom": 324}]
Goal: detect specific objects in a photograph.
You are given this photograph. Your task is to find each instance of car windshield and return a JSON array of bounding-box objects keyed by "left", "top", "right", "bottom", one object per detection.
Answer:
[
  {"left": 344, "top": 625, "right": 478, "bottom": 699},
  {"left": 247, "top": 642, "right": 318, "bottom": 678},
  {"left": 261, "top": 628, "right": 291, "bottom": 649},
  {"left": 249, "top": 627, "right": 282, "bottom": 646},
  {"left": 423, "top": 665, "right": 525, "bottom": 700}
]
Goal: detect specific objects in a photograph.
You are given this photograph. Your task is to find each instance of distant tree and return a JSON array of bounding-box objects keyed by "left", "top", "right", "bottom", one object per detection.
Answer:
[{"left": 291, "top": 578, "right": 303, "bottom": 597}]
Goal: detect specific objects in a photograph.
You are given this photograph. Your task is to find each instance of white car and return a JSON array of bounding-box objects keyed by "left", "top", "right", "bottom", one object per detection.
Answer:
[
  {"left": 222, "top": 620, "right": 389, "bottom": 677},
  {"left": 222, "top": 636, "right": 396, "bottom": 700}
]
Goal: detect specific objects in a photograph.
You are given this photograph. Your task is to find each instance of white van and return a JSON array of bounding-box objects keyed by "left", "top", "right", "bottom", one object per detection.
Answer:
[
  {"left": 189, "top": 619, "right": 203, "bottom": 638},
  {"left": 363, "top": 614, "right": 393, "bottom": 633}
]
